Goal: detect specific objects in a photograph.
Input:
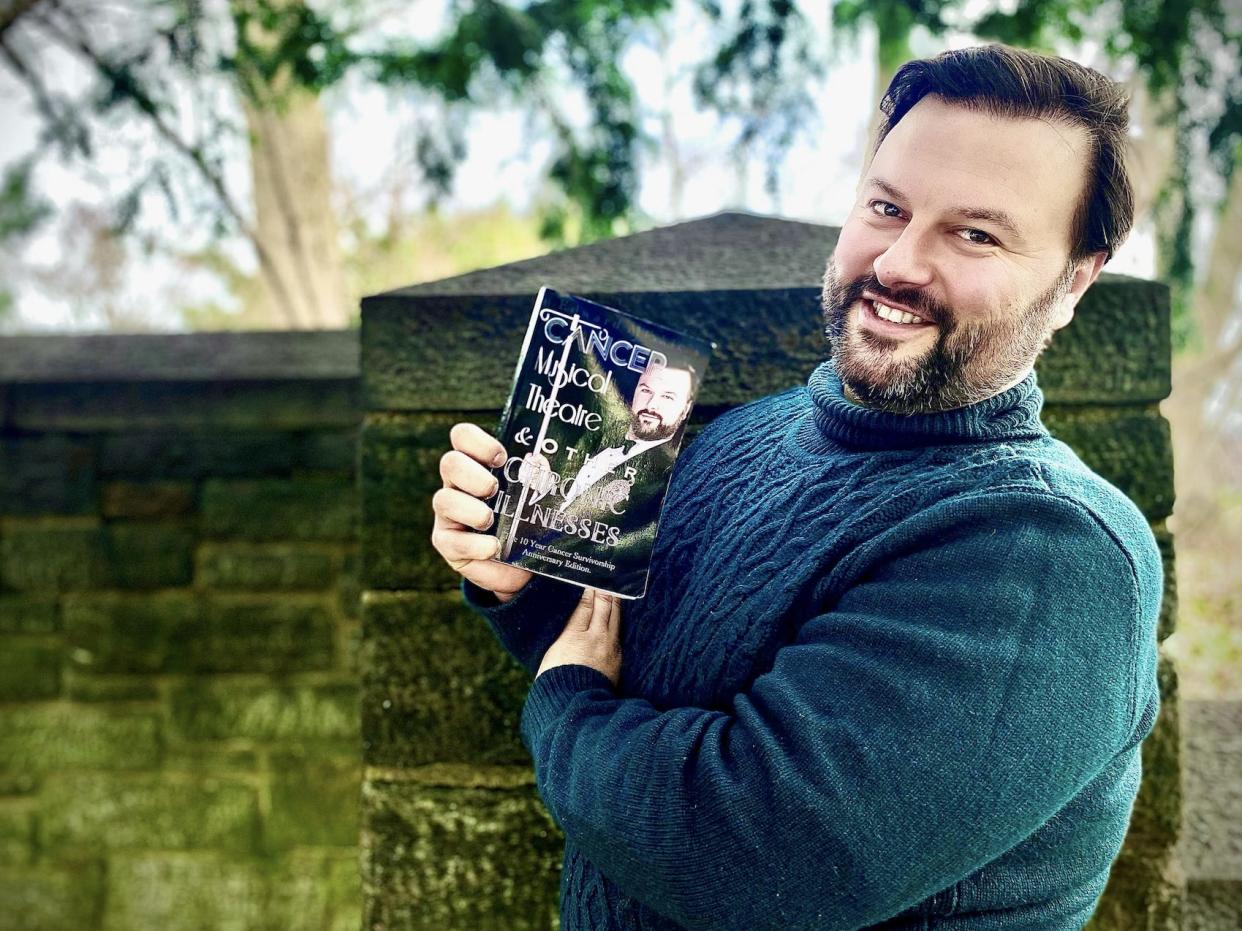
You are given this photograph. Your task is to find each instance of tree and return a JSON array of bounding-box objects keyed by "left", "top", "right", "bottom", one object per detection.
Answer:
[{"left": 0, "top": 0, "right": 826, "bottom": 328}]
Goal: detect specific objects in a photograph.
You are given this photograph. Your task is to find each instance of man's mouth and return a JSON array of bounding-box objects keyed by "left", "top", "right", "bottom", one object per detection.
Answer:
[{"left": 859, "top": 297, "right": 936, "bottom": 334}]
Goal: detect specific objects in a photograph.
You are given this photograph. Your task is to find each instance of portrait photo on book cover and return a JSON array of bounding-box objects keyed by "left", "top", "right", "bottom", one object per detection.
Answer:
[{"left": 514, "top": 355, "right": 699, "bottom": 597}]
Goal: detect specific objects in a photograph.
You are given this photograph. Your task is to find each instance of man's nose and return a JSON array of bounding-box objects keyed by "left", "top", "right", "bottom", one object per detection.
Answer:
[{"left": 873, "top": 225, "right": 936, "bottom": 292}]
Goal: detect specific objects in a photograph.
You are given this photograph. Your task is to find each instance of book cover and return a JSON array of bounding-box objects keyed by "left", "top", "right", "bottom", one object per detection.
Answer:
[{"left": 486, "top": 286, "right": 714, "bottom": 599}]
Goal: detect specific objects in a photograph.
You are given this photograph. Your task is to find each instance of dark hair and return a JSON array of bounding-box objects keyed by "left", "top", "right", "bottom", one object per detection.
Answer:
[{"left": 872, "top": 44, "right": 1134, "bottom": 264}]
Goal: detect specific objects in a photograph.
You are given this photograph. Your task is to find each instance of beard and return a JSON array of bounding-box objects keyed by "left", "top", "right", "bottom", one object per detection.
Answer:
[
  {"left": 629, "top": 409, "right": 679, "bottom": 441},
  {"left": 819, "top": 260, "right": 1077, "bottom": 414}
]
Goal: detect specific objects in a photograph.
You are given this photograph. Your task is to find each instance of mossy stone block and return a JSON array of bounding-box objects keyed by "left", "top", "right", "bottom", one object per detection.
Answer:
[
  {"left": 169, "top": 678, "right": 358, "bottom": 742},
  {"left": 64, "top": 592, "right": 336, "bottom": 674},
  {"left": 0, "top": 521, "right": 194, "bottom": 591},
  {"left": 41, "top": 772, "right": 260, "bottom": 854},
  {"left": 361, "top": 276, "right": 1166, "bottom": 412},
  {"left": 0, "top": 435, "right": 95, "bottom": 516},
  {"left": 268, "top": 848, "right": 362, "bottom": 931},
  {"left": 298, "top": 427, "right": 360, "bottom": 473},
  {"left": 198, "top": 596, "right": 337, "bottom": 673},
  {"left": 0, "top": 705, "right": 160, "bottom": 773},
  {"left": 0, "top": 800, "right": 35, "bottom": 866},
  {"left": 0, "top": 862, "right": 103, "bottom": 931},
  {"left": 10, "top": 379, "right": 359, "bottom": 431},
  {"left": 1087, "top": 843, "right": 1181, "bottom": 930},
  {"left": 103, "top": 853, "right": 266, "bottom": 931},
  {"left": 0, "top": 594, "right": 59, "bottom": 634},
  {"left": 100, "top": 430, "right": 296, "bottom": 478},
  {"left": 105, "top": 522, "right": 195, "bottom": 589},
  {"left": 202, "top": 477, "right": 358, "bottom": 542},
  {"left": 1128, "top": 653, "right": 1181, "bottom": 844},
  {"left": 101, "top": 481, "right": 195, "bottom": 518},
  {"left": 162, "top": 745, "right": 261, "bottom": 774},
  {"left": 268, "top": 748, "right": 360, "bottom": 849},
  {"left": 197, "top": 542, "right": 339, "bottom": 590},
  {"left": 359, "top": 414, "right": 460, "bottom": 591},
  {"left": 1182, "top": 701, "right": 1242, "bottom": 880},
  {"left": 361, "top": 592, "right": 529, "bottom": 767},
  {"left": 1038, "top": 276, "right": 1171, "bottom": 404},
  {"left": 1185, "top": 880, "right": 1242, "bottom": 931},
  {"left": 338, "top": 546, "right": 362, "bottom": 618},
  {"left": 1153, "top": 523, "right": 1177, "bottom": 642},
  {"left": 0, "top": 523, "right": 109, "bottom": 591},
  {"left": 360, "top": 779, "right": 561, "bottom": 931},
  {"left": 1042, "top": 405, "right": 1174, "bottom": 521},
  {"left": 63, "top": 592, "right": 201, "bottom": 673},
  {"left": 64, "top": 671, "right": 160, "bottom": 703},
  {"left": 0, "top": 640, "right": 60, "bottom": 701}
]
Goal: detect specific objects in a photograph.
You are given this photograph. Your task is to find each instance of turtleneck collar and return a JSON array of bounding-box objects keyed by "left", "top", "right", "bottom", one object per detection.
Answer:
[{"left": 800, "top": 357, "right": 1049, "bottom": 452}]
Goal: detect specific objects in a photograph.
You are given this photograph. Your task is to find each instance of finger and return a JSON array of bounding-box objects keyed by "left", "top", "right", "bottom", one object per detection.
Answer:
[
  {"left": 588, "top": 589, "right": 614, "bottom": 631},
  {"left": 461, "top": 563, "right": 532, "bottom": 598},
  {"left": 567, "top": 587, "right": 594, "bottom": 632},
  {"left": 607, "top": 594, "right": 621, "bottom": 632},
  {"left": 431, "top": 487, "right": 495, "bottom": 531},
  {"left": 440, "top": 449, "right": 502, "bottom": 498},
  {"left": 449, "top": 423, "right": 507, "bottom": 469},
  {"left": 431, "top": 525, "right": 501, "bottom": 566}
]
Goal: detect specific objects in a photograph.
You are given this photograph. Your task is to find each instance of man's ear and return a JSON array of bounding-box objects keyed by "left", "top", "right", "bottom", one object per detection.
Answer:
[{"left": 1052, "top": 251, "right": 1108, "bottom": 331}]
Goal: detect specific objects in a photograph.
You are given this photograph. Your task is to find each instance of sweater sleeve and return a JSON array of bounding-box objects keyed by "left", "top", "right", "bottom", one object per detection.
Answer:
[
  {"left": 461, "top": 573, "right": 588, "bottom": 677},
  {"left": 518, "top": 490, "right": 1163, "bottom": 930}
]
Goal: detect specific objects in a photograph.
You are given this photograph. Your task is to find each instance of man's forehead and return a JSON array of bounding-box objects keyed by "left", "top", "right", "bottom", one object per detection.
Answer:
[
  {"left": 638, "top": 366, "right": 692, "bottom": 392},
  {"left": 865, "top": 96, "right": 1091, "bottom": 248}
]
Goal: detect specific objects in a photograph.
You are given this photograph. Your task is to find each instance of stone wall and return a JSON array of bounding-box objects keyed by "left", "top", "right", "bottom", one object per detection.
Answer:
[
  {"left": 0, "top": 331, "right": 364, "bottom": 930},
  {"left": 356, "top": 213, "right": 1183, "bottom": 929},
  {"left": 0, "top": 212, "right": 1193, "bottom": 929}
]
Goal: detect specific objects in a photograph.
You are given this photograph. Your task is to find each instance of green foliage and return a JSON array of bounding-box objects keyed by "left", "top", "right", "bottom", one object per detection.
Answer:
[
  {"left": 0, "top": 158, "right": 50, "bottom": 329},
  {"left": 11, "top": 0, "right": 824, "bottom": 251},
  {"left": 972, "top": 0, "right": 1240, "bottom": 350},
  {"left": 0, "top": 159, "right": 51, "bottom": 240},
  {"left": 694, "top": 0, "right": 821, "bottom": 195}
]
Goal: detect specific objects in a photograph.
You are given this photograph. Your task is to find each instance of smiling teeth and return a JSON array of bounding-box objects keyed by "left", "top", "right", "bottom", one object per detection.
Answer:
[{"left": 872, "top": 301, "right": 924, "bottom": 325}]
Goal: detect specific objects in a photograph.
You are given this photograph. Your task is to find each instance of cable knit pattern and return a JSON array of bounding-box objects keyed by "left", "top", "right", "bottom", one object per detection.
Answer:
[{"left": 462, "top": 358, "right": 1163, "bottom": 931}]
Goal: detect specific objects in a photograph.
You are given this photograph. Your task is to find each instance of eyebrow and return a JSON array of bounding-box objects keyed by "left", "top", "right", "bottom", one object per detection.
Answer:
[{"left": 865, "top": 177, "right": 1025, "bottom": 242}]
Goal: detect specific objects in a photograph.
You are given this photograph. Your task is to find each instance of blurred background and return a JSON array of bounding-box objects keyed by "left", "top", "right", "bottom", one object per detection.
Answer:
[{"left": 1, "top": 0, "right": 1234, "bottom": 698}]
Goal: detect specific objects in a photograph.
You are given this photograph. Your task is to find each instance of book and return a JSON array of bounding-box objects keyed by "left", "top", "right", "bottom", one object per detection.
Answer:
[{"left": 486, "top": 286, "right": 714, "bottom": 599}]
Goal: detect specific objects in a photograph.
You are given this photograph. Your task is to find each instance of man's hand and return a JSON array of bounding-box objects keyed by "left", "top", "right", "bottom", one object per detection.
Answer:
[
  {"left": 537, "top": 588, "right": 623, "bottom": 687},
  {"left": 431, "top": 423, "right": 533, "bottom": 603}
]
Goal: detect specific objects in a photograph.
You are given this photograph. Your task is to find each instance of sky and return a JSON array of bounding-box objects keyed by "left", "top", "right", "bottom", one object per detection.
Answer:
[{"left": 0, "top": 0, "right": 1158, "bottom": 333}]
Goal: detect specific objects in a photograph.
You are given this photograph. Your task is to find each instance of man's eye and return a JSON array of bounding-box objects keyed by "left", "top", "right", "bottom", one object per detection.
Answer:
[
  {"left": 958, "top": 228, "right": 996, "bottom": 246},
  {"left": 867, "top": 199, "right": 902, "bottom": 218}
]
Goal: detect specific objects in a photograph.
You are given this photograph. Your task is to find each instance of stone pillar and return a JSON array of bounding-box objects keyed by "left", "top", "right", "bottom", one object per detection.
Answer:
[{"left": 356, "top": 213, "right": 1180, "bottom": 928}]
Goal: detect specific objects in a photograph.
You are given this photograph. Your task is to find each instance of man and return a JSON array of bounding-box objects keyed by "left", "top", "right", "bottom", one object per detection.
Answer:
[
  {"left": 557, "top": 361, "right": 695, "bottom": 511},
  {"left": 430, "top": 44, "right": 1162, "bottom": 931}
]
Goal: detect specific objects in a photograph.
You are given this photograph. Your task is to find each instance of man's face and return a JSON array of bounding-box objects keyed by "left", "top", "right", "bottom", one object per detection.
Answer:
[
  {"left": 822, "top": 95, "right": 1106, "bottom": 413},
  {"left": 628, "top": 365, "right": 693, "bottom": 441}
]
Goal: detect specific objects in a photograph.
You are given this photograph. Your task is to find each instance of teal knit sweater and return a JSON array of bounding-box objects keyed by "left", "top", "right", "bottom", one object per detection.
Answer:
[{"left": 463, "top": 357, "right": 1163, "bottom": 930}]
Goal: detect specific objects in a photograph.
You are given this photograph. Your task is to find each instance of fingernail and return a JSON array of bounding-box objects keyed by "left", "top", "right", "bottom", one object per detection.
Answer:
[{"left": 493, "top": 450, "right": 506, "bottom": 466}]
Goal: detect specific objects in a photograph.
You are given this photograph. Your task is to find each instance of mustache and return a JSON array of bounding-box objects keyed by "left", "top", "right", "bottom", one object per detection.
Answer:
[{"left": 828, "top": 269, "right": 946, "bottom": 327}]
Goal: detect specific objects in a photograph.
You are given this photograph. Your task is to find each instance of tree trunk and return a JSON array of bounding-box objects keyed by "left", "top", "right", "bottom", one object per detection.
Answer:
[
  {"left": 1126, "top": 77, "right": 1180, "bottom": 221},
  {"left": 1165, "top": 157, "right": 1242, "bottom": 538},
  {"left": 864, "top": 9, "right": 914, "bottom": 166},
  {"left": 235, "top": 0, "right": 349, "bottom": 330}
]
